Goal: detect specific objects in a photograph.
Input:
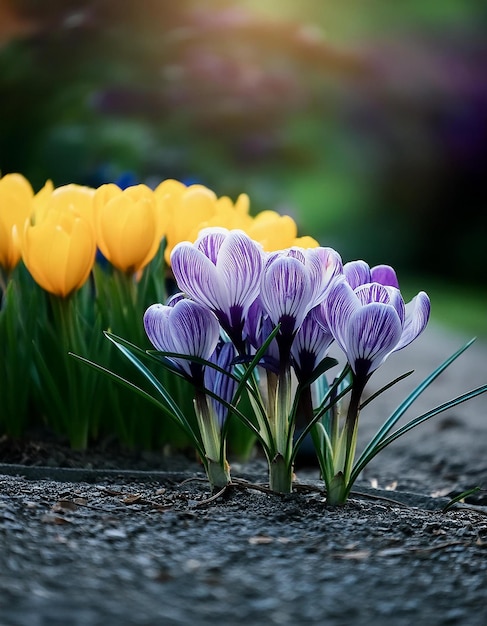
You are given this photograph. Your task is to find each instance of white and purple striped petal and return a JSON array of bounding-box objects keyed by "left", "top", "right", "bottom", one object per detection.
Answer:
[
  {"left": 394, "top": 291, "right": 431, "bottom": 351},
  {"left": 312, "top": 246, "right": 344, "bottom": 297},
  {"left": 144, "top": 299, "right": 220, "bottom": 377},
  {"left": 170, "top": 228, "right": 263, "bottom": 345},
  {"left": 346, "top": 303, "right": 403, "bottom": 377},
  {"left": 322, "top": 277, "right": 361, "bottom": 356},
  {"left": 260, "top": 255, "right": 313, "bottom": 337},
  {"left": 170, "top": 244, "right": 222, "bottom": 311},
  {"left": 344, "top": 260, "right": 399, "bottom": 291},
  {"left": 195, "top": 227, "right": 227, "bottom": 263},
  {"left": 343, "top": 260, "right": 372, "bottom": 289},
  {"left": 143, "top": 303, "right": 171, "bottom": 352},
  {"left": 354, "top": 283, "right": 405, "bottom": 323},
  {"left": 260, "top": 246, "right": 340, "bottom": 342},
  {"left": 371, "top": 264, "right": 399, "bottom": 288}
]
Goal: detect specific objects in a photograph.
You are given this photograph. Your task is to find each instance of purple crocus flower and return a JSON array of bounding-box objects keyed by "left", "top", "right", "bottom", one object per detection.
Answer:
[
  {"left": 170, "top": 228, "right": 264, "bottom": 351},
  {"left": 143, "top": 298, "right": 220, "bottom": 380},
  {"left": 323, "top": 276, "right": 430, "bottom": 379},
  {"left": 260, "top": 247, "right": 342, "bottom": 357}
]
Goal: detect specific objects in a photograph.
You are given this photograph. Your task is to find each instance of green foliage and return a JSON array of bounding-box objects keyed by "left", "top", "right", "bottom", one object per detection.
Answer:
[
  {"left": 0, "top": 265, "right": 38, "bottom": 437},
  {"left": 312, "top": 339, "right": 487, "bottom": 505}
]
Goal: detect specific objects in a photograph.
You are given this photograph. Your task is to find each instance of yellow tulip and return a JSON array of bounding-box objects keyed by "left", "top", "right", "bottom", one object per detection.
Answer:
[
  {"left": 22, "top": 208, "right": 96, "bottom": 298},
  {"left": 94, "top": 184, "right": 161, "bottom": 274},
  {"left": 155, "top": 181, "right": 218, "bottom": 264},
  {"left": 0, "top": 173, "right": 34, "bottom": 272}
]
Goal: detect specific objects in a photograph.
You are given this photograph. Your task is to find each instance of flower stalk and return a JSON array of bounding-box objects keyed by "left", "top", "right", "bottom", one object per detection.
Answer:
[{"left": 194, "top": 388, "right": 231, "bottom": 491}]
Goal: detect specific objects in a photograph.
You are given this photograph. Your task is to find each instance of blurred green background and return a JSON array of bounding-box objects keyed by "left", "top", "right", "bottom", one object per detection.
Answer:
[{"left": 1, "top": 0, "right": 485, "bottom": 335}]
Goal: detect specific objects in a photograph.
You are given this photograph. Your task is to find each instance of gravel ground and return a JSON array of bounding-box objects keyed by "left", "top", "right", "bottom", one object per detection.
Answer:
[{"left": 1, "top": 324, "right": 486, "bottom": 626}]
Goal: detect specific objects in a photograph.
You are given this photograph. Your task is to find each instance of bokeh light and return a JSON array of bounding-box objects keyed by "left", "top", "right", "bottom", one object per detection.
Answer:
[{"left": 1, "top": 0, "right": 486, "bottom": 286}]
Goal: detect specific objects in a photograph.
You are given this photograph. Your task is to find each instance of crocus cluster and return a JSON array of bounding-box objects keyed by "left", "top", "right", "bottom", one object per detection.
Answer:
[{"left": 141, "top": 227, "right": 432, "bottom": 501}]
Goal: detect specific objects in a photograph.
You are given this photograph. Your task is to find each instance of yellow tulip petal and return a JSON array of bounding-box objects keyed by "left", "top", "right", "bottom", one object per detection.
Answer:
[
  {"left": 0, "top": 173, "right": 35, "bottom": 271},
  {"left": 31, "top": 179, "right": 55, "bottom": 224},
  {"left": 61, "top": 217, "right": 96, "bottom": 294},
  {"left": 0, "top": 219, "right": 14, "bottom": 269},
  {"left": 293, "top": 235, "right": 320, "bottom": 248},
  {"left": 23, "top": 222, "right": 58, "bottom": 294},
  {"left": 154, "top": 179, "right": 187, "bottom": 199}
]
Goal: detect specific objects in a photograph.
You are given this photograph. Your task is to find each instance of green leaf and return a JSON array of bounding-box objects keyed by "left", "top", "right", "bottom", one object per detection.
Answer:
[
  {"left": 351, "top": 338, "right": 477, "bottom": 482},
  {"left": 442, "top": 486, "right": 482, "bottom": 513},
  {"left": 359, "top": 370, "right": 414, "bottom": 410},
  {"left": 104, "top": 334, "right": 192, "bottom": 429},
  {"left": 367, "top": 383, "right": 487, "bottom": 456},
  {"left": 350, "top": 385, "right": 487, "bottom": 486},
  {"left": 70, "top": 351, "right": 205, "bottom": 458}
]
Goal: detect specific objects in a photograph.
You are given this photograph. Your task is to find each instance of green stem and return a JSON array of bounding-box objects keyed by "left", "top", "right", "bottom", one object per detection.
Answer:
[
  {"left": 276, "top": 363, "right": 292, "bottom": 453},
  {"left": 342, "top": 375, "right": 367, "bottom": 481},
  {"left": 194, "top": 389, "right": 231, "bottom": 491},
  {"left": 297, "top": 383, "right": 325, "bottom": 469},
  {"left": 50, "top": 294, "right": 89, "bottom": 449},
  {"left": 325, "top": 374, "right": 368, "bottom": 506},
  {"left": 269, "top": 453, "right": 293, "bottom": 493},
  {"left": 264, "top": 361, "right": 294, "bottom": 493},
  {"left": 206, "top": 457, "right": 232, "bottom": 492}
]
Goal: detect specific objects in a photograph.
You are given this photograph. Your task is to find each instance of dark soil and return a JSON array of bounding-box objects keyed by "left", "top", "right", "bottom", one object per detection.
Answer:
[{"left": 1, "top": 325, "right": 487, "bottom": 625}]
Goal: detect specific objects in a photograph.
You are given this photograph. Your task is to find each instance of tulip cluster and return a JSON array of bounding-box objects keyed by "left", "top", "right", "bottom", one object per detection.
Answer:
[
  {"left": 98, "top": 227, "right": 487, "bottom": 503},
  {"left": 0, "top": 172, "right": 317, "bottom": 450}
]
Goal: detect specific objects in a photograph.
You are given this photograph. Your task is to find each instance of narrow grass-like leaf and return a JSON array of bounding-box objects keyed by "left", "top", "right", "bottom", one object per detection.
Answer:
[
  {"left": 70, "top": 352, "right": 205, "bottom": 457},
  {"left": 200, "top": 383, "right": 269, "bottom": 456},
  {"left": 353, "top": 339, "right": 477, "bottom": 478},
  {"left": 359, "top": 370, "right": 414, "bottom": 410},
  {"left": 350, "top": 383, "right": 487, "bottom": 485},
  {"left": 31, "top": 341, "right": 67, "bottom": 426},
  {"left": 442, "top": 486, "right": 482, "bottom": 513},
  {"left": 313, "top": 365, "right": 352, "bottom": 419},
  {"left": 106, "top": 329, "right": 278, "bottom": 455},
  {"left": 104, "top": 335, "right": 190, "bottom": 428}
]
